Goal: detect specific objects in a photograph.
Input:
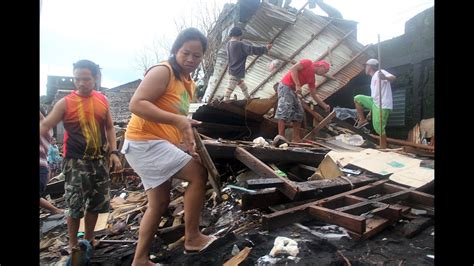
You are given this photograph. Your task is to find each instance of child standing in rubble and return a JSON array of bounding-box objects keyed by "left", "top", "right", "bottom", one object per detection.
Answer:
[
  {"left": 122, "top": 28, "right": 217, "bottom": 266},
  {"left": 47, "top": 137, "right": 62, "bottom": 179}
]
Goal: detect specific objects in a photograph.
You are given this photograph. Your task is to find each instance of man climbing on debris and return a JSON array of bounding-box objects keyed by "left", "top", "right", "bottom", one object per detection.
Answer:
[
  {"left": 40, "top": 60, "right": 122, "bottom": 257},
  {"left": 275, "top": 59, "right": 331, "bottom": 142},
  {"left": 354, "top": 58, "right": 396, "bottom": 135},
  {"left": 223, "top": 26, "right": 272, "bottom": 101}
]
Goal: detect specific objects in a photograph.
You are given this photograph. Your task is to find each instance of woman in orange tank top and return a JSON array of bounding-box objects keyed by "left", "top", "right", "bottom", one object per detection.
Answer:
[{"left": 124, "top": 28, "right": 217, "bottom": 265}]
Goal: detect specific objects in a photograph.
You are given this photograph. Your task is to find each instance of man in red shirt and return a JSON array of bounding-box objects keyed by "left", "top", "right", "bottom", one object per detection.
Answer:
[
  {"left": 40, "top": 60, "right": 122, "bottom": 255},
  {"left": 275, "top": 59, "right": 330, "bottom": 142}
]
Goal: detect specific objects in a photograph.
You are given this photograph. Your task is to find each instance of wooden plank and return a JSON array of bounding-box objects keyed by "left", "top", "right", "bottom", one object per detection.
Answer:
[
  {"left": 337, "top": 202, "right": 388, "bottom": 215},
  {"left": 370, "top": 134, "right": 435, "bottom": 150},
  {"left": 303, "top": 111, "right": 336, "bottom": 140},
  {"left": 246, "top": 178, "right": 284, "bottom": 189},
  {"left": 204, "top": 141, "right": 326, "bottom": 166},
  {"left": 408, "top": 191, "right": 434, "bottom": 207},
  {"left": 192, "top": 128, "right": 222, "bottom": 200},
  {"left": 262, "top": 206, "right": 311, "bottom": 231},
  {"left": 223, "top": 247, "right": 252, "bottom": 266},
  {"left": 234, "top": 147, "right": 299, "bottom": 200},
  {"left": 79, "top": 212, "right": 109, "bottom": 232},
  {"left": 241, "top": 188, "right": 287, "bottom": 211},
  {"left": 300, "top": 100, "right": 324, "bottom": 122},
  {"left": 316, "top": 179, "right": 388, "bottom": 206},
  {"left": 362, "top": 217, "right": 391, "bottom": 239},
  {"left": 371, "top": 205, "right": 402, "bottom": 221},
  {"left": 308, "top": 205, "right": 366, "bottom": 234},
  {"left": 244, "top": 175, "right": 376, "bottom": 210},
  {"left": 336, "top": 190, "right": 410, "bottom": 213},
  {"left": 156, "top": 224, "right": 185, "bottom": 244}
]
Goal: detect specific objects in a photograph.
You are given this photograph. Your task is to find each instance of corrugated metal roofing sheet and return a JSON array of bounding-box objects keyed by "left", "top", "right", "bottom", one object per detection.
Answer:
[{"left": 205, "top": 2, "right": 375, "bottom": 106}]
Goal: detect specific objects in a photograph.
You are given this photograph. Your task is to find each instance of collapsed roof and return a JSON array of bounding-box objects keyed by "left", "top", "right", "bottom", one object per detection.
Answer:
[{"left": 204, "top": 1, "right": 376, "bottom": 105}]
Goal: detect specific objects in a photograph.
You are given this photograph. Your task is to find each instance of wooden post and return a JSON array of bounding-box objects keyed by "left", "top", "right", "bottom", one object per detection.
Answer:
[
  {"left": 377, "top": 34, "right": 387, "bottom": 148},
  {"left": 192, "top": 128, "right": 222, "bottom": 200}
]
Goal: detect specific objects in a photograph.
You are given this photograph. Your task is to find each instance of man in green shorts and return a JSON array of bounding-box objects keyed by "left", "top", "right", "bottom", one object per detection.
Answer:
[{"left": 354, "top": 59, "right": 396, "bottom": 135}]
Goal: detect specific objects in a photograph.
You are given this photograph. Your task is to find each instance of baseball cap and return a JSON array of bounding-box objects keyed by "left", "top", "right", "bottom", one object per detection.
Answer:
[
  {"left": 365, "top": 59, "right": 379, "bottom": 65},
  {"left": 229, "top": 27, "right": 243, "bottom": 37}
]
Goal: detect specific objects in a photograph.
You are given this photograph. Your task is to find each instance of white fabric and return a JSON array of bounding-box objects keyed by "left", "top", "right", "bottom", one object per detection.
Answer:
[
  {"left": 370, "top": 70, "right": 394, "bottom": 109},
  {"left": 122, "top": 139, "right": 192, "bottom": 191}
]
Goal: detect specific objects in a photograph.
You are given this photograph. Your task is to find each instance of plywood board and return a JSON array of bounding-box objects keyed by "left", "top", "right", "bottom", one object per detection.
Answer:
[
  {"left": 79, "top": 212, "right": 109, "bottom": 232},
  {"left": 389, "top": 166, "right": 434, "bottom": 188}
]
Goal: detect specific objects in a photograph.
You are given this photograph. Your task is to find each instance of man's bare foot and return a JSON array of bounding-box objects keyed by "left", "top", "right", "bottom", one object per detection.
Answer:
[{"left": 184, "top": 234, "right": 217, "bottom": 252}]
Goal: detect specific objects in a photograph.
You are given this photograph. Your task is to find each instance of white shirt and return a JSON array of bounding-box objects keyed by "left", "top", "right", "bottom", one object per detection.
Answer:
[{"left": 371, "top": 70, "right": 394, "bottom": 110}]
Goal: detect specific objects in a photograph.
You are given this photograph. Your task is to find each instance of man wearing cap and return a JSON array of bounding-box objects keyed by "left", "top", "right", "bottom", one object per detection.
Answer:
[
  {"left": 224, "top": 26, "right": 272, "bottom": 101},
  {"left": 354, "top": 58, "right": 396, "bottom": 135},
  {"left": 275, "top": 59, "right": 331, "bottom": 142}
]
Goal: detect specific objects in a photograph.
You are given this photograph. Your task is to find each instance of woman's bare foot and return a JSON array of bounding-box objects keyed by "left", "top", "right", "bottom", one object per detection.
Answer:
[
  {"left": 184, "top": 234, "right": 217, "bottom": 252},
  {"left": 131, "top": 259, "right": 156, "bottom": 266}
]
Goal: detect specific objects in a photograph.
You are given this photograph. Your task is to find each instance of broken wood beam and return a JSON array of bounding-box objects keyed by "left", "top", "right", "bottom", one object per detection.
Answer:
[
  {"left": 308, "top": 205, "right": 366, "bottom": 234},
  {"left": 243, "top": 175, "right": 376, "bottom": 210},
  {"left": 241, "top": 188, "right": 287, "bottom": 210},
  {"left": 369, "top": 134, "right": 435, "bottom": 150},
  {"left": 246, "top": 178, "right": 284, "bottom": 189},
  {"left": 156, "top": 224, "right": 185, "bottom": 244},
  {"left": 262, "top": 205, "right": 312, "bottom": 231},
  {"left": 300, "top": 100, "right": 324, "bottom": 122},
  {"left": 303, "top": 110, "right": 336, "bottom": 140},
  {"left": 234, "top": 147, "right": 299, "bottom": 200},
  {"left": 192, "top": 128, "right": 222, "bottom": 201},
  {"left": 223, "top": 247, "right": 252, "bottom": 266},
  {"left": 204, "top": 141, "right": 326, "bottom": 166}
]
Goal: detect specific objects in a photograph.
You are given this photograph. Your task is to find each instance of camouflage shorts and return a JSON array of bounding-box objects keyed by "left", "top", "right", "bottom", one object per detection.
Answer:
[
  {"left": 63, "top": 158, "right": 110, "bottom": 219},
  {"left": 274, "top": 83, "right": 304, "bottom": 122}
]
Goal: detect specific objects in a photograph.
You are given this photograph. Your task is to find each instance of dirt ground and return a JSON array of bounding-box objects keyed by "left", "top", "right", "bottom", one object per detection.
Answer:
[{"left": 148, "top": 221, "right": 434, "bottom": 265}]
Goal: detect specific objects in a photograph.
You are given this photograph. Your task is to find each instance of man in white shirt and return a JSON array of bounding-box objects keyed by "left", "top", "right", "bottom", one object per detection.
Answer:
[{"left": 354, "top": 58, "right": 396, "bottom": 135}]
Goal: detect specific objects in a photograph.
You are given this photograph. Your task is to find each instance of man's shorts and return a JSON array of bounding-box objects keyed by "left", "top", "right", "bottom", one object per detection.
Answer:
[
  {"left": 274, "top": 83, "right": 304, "bottom": 122},
  {"left": 227, "top": 75, "right": 244, "bottom": 90},
  {"left": 63, "top": 158, "right": 110, "bottom": 219},
  {"left": 122, "top": 139, "right": 192, "bottom": 191},
  {"left": 354, "top": 95, "right": 391, "bottom": 135}
]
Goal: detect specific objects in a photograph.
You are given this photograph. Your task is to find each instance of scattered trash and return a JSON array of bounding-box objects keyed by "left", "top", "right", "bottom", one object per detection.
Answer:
[
  {"left": 231, "top": 244, "right": 240, "bottom": 256},
  {"left": 410, "top": 208, "right": 428, "bottom": 215},
  {"left": 279, "top": 143, "right": 289, "bottom": 149},
  {"left": 294, "top": 223, "right": 351, "bottom": 240},
  {"left": 253, "top": 137, "right": 270, "bottom": 147},
  {"left": 269, "top": 236, "right": 299, "bottom": 257},
  {"left": 335, "top": 133, "right": 364, "bottom": 146},
  {"left": 333, "top": 107, "right": 358, "bottom": 121}
]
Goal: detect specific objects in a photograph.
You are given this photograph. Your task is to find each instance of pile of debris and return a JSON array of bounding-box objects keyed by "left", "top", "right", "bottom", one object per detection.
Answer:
[{"left": 40, "top": 100, "right": 434, "bottom": 265}]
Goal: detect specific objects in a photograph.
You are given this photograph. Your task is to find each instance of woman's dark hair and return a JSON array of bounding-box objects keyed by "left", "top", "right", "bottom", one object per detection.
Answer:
[
  {"left": 169, "top": 28, "right": 208, "bottom": 80},
  {"left": 73, "top": 59, "right": 100, "bottom": 77}
]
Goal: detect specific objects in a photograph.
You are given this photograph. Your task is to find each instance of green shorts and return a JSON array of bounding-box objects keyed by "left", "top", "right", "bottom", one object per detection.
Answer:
[
  {"left": 354, "top": 95, "right": 391, "bottom": 135},
  {"left": 63, "top": 158, "right": 110, "bottom": 219}
]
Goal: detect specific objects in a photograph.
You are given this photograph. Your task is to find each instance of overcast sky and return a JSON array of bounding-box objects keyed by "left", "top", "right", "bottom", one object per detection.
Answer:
[{"left": 40, "top": 0, "right": 434, "bottom": 96}]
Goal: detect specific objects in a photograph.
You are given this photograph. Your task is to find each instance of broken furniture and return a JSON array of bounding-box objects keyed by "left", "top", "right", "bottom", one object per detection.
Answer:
[{"left": 262, "top": 179, "right": 434, "bottom": 239}]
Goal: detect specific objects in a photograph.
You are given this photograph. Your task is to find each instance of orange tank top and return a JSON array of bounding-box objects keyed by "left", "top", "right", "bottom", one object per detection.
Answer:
[{"left": 125, "top": 61, "right": 195, "bottom": 145}]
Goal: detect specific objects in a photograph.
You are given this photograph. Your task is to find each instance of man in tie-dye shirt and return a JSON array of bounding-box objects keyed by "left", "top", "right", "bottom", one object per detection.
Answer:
[{"left": 40, "top": 60, "right": 122, "bottom": 252}]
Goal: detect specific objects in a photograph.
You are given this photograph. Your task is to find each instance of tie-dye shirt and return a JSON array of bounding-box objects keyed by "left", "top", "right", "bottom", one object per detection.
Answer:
[
  {"left": 62, "top": 90, "right": 109, "bottom": 159},
  {"left": 125, "top": 61, "right": 195, "bottom": 145}
]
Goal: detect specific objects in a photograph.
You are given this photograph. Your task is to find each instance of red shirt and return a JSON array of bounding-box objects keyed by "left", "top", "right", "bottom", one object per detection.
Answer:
[
  {"left": 281, "top": 59, "right": 316, "bottom": 91},
  {"left": 63, "top": 90, "right": 109, "bottom": 159}
]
